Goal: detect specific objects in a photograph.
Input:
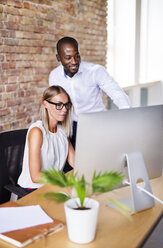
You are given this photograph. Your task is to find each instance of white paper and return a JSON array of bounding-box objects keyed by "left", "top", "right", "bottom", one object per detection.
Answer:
[{"left": 0, "top": 205, "right": 53, "bottom": 233}]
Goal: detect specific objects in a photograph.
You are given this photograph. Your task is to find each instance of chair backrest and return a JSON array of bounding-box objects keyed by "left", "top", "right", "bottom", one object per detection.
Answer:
[{"left": 0, "top": 129, "right": 27, "bottom": 203}]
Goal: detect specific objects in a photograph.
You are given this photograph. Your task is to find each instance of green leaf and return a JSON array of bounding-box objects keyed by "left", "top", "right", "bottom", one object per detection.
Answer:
[
  {"left": 40, "top": 168, "right": 78, "bottom": 188},
  {"left": 65, "top": 172, "right": 78, "bottom": 186},
  {"left": 108, "top": 198, "right": 133, "bottom": 220},
  {"left": 40, "top": 168, "right": 68, "bottom": 187},
  {"left": 41, "top": 192, "right": 70, "bottom": 202},
  {"left": 40, "top": 167, "right": 131, "bottom": 218},
  {"left": 92, "top": 170, "right": 124, "bottom": 193},
  {"left": 73, "top": 175, "right": 86, "bottom": 208}
]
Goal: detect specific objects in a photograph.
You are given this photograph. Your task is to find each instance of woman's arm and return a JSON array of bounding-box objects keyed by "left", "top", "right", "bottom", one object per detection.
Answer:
[
  {"left": 28, "top": 127, "right": 43, "bottom": 183},
  {"left": 67, "top": 138, "right": 75, "bottom": 168}
]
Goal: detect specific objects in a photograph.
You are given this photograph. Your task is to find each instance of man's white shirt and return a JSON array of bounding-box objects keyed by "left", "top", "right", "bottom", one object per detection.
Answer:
[{"left": 49, "top": 61, "right": 130, "bottom": 121}]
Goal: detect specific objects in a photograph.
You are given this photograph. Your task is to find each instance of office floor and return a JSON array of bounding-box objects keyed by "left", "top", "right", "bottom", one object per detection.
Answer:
[{"left": 141, "top": 215, "right": 163, "bottom": 248}]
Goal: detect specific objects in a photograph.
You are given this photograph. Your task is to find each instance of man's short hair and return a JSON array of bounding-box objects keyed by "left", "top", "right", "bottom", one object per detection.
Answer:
[{"left": 56, "top": 37, "right": 79, "bottom": 55}]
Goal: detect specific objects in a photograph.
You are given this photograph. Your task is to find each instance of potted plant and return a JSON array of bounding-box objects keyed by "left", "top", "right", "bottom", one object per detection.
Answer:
[{"left": 41, "top": 168, "right": 130, "bottom": 244}]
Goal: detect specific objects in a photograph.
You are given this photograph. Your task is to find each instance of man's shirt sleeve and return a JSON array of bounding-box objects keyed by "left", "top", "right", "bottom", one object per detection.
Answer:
[
  {"left": 49, "top": 70, "right": 55, "bottom": 86},
  {"left": 94, "top": 65, "right": 131, "bottom": 109}
]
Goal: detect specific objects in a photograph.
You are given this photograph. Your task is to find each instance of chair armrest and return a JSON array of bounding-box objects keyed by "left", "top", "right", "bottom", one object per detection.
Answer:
[{"left": 4, "top": 184, "right": 28, "bottom": 198}]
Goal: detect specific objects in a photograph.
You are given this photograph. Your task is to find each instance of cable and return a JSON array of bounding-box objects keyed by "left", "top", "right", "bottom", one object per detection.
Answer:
[
  {"left": 123, "top": 179, "right": 163, "bottom": 205},
  {"left": 137, "top": 185, "right": 163, "bottom": 205}
]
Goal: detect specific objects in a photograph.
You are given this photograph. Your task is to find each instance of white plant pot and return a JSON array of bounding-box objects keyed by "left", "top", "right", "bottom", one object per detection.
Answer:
[{"left": 64, "top": 197, "right": 99, "bottom": 244}]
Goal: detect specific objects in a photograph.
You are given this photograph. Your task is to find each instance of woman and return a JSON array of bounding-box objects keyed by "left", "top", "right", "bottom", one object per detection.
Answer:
[{"left": 18, "top": 85, "right": 74, "bottom": 191}]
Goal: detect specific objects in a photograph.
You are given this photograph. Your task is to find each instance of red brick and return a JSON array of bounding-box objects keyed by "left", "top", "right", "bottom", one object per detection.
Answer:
[
  {"left": 23, "top": 2, "right": 30, "bottom": 9},
  {"left": 16, "top": 61, "right": 31, "bottom": 68},
  {"left": 0, "top": 123, "right": 11, "bottom": 132},
  {"left": 0, "top": 29, "right": 15, "bottom": 38},
  {"left": 3, "top": 0, "right": 23, "bottom": 8},
  {"left": 0, "top": 108, "right": 10, "bottom": 117},
  {"left": 2, "top": 63, "right": 9, "bottom": 70},
  {"left": 7, "top": 99, "right": 22, "bottom": 107},
  {"left": 4, "top": 6, "right": 20, "bottom": 15},
  {"left": 0, "top": 21, "right": 3, "bottom": 29},
  {"left": 18, "top": 90, "right": 25, "bottom": 97},
  {"left": 0, "top": 76, "right": 8, "bottom": 84},
  {"left": 9, "top": 62, "right": 16, "bottom": 68},
  {"left": 0, "top": 45, "right": 13, "bottom": 53},
  {"left": 15, "top": 46, "right": 30, "bottom": 53},
  {"left": 27, "top": 117, "right": 32, "bottom": 124},
  {"left": 5, "top": 22, "right": 20, "bottom": 30},
  {"left": 0, "top": 86, "right": 5, "bottom": 92},
  {"left": 18, "top": 75, "right": 32, "bottom": 83},
  {"left": 6, "top": 54, "right": 19, "bottom": 61},
  {"left": 5, "top": 69, "right": 22, "bottom": 77},
  {"left": 4, "top": 38, "right": 19, "bottom": 46},
  {"left": 0, "top": 0, "right": 107, "bottom": 133},
  {"left": 8, "top": 76, "right": 17, "bottom": 83},
  {"left": 16, "top": 31, "right": 42, "bottom": 40},
  {"left": 10, "top": 121, "right": 20, "bottom": 130},
  {"left": 6, "top": 84, "right": 19, "bottom": 92},
  {"left": 22, "top": 97, "right": 34, "bottom": 104},
  {"left": 0, "top": 55, "right": 4, "bottom": 61},
  {"left": 0, "top": 5, "right": 3, "bottom": 13},
  {"left": 0, "top": 101, "right": 5, "bottom": 108}
]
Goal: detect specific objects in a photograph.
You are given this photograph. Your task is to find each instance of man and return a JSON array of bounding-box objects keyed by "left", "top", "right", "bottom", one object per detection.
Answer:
[{"left": 49, "top": 36, "right": 130, "bottom": 148}]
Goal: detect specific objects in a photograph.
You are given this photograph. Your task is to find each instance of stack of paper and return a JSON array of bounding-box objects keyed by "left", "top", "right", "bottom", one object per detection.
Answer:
[{"left": 0, "top": 201, "right": 64, "bottom": 247}]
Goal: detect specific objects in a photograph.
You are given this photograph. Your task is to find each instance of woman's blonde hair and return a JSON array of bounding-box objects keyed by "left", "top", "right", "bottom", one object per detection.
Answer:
[{"left": 40, "top": 85, "right": 73, "bottom": 137}]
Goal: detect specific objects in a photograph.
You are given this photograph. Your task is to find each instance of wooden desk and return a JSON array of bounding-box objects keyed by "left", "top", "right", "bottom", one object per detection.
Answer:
[{"left": 0, "top": 176, "right": 163, "bottom": 248}]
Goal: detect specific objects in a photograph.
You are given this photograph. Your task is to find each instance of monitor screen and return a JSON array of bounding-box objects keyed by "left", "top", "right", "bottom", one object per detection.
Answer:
[{"left": 74, "top": 105, "right": 163, "bottom": 183}]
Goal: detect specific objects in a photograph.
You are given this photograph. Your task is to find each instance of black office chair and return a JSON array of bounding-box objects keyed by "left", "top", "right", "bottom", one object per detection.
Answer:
[{"left": 0, "top": 129, "right": 28, "bottom": 204}]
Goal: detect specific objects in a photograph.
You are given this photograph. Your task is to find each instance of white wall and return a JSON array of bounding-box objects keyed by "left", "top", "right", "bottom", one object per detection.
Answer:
[
  {"left": 107, "top": 0, "right": 163, "bottom": 106},
  {"left": 107, "top": 0, "right": 137, "bottom": 87},
  {"left": 140, "top": 0, "right": 163, "bottom": 82},
  {"left": 124, "top": 81, "right": 163, "bottom": 107}
]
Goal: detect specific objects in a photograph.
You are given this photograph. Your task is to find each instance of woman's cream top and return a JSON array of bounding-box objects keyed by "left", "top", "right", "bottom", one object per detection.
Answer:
[{"left": 18, "top": 120, "right": 68, "bottom": 188}]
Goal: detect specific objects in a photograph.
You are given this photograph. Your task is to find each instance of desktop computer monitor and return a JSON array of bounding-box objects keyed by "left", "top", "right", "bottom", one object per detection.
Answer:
[{"left": 74, "top": 105, "right": 163, "bottom": 183}]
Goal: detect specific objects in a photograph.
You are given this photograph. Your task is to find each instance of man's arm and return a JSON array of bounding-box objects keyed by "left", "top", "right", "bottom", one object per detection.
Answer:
[{"left": 95, "top": 66, "right": 131, "bottom": 109}]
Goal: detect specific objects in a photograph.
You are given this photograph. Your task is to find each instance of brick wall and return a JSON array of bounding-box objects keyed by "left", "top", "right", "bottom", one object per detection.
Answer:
[{"left": 0, "top": 0, "right": 107, "bottom": 132}]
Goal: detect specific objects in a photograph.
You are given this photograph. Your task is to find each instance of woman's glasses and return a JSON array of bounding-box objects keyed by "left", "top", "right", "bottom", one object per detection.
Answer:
[{"left": 46, "top": 100, "right": 72, "bottom": 110}]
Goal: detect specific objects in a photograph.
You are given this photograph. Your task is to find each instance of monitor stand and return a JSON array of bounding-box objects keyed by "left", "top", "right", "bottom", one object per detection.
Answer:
[{"left": 107, "top": 151, "right": 155, "bottom": 214}]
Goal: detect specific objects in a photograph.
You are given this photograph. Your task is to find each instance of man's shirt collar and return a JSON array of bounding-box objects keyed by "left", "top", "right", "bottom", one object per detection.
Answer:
[{"left": 62, "top": 61, "right": 83, "bottom": 79}]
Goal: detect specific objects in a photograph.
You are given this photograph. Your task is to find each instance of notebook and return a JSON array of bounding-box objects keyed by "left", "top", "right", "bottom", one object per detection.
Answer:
[{"left": 0, "top": 201, "right": 64, "bottom": 247}]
